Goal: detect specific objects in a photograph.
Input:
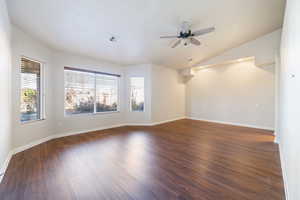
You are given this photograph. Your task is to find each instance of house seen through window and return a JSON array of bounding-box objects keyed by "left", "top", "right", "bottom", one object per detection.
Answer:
[
  {"left": 130, "top": 77, "right": 144, "bottom": 112},
  {"left": 64, "top": 67, "right": 120, "bottom": 115},
  {"left": 20, "top": 57, "right": 44, "bottom": 122}
]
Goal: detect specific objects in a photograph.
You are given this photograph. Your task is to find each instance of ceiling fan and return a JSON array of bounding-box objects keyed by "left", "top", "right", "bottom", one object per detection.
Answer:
[{"left": 160, "top": 22, "right": 215, "bottom": 48}]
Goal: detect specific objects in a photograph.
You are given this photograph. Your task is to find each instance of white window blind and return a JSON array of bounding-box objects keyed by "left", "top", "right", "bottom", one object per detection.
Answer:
[
  {"left": 20, "top": 58, "right": 43, "bottom": 122},
  {"left": 64, "top": 67, "right": 120, "bottom": 115},
  {"left": 130, "top": 77, "right": 144, "bottom": 112}
]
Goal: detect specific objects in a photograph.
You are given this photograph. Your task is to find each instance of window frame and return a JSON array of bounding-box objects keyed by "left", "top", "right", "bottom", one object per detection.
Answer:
[
  {"left": 20, "top": 56, "right": 45, "bottom": 124},
  {"left": 129, "top": 76, "right": 145, "bottom": 112},
  {"left": 64, "top": 67, "right": 121, "bottom": 117}
]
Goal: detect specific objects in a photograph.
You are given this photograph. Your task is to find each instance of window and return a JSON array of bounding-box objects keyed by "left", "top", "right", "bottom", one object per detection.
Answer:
[
  {"left": 64, "top": 67, "right": 120, "bottom": 115},
  {"left": 130, "top": 77, "right": 144, "bottom": 112},
  {"left": 64, "top": 70, "right": 95, "bottom": 115},
  {"left": 20, "top": 57, "right": 44, "bottom": 122},
  {"left": 96, "top": 74, "right": 118, "bottom": 112}
]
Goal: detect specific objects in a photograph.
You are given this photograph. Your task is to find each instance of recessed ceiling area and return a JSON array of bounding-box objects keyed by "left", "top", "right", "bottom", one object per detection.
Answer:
[{"left": 7, "top": 0, "right": 285, "bottom": 68}]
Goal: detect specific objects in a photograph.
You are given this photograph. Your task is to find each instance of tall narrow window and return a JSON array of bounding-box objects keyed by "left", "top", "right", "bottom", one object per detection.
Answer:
[
  {"left": 64, "top": 67, "right": 120, "bottom": 115},
  {"left": 130, "top": 77, "right": 144, "bottom": 112},
  {"left": 20, "top": 58, "right": 43, "bottom": 122}
]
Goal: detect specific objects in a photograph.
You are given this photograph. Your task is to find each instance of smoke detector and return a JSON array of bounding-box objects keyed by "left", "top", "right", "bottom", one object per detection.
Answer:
[{"left": 109, "top": 36, "right": 116, "bottom": 42}]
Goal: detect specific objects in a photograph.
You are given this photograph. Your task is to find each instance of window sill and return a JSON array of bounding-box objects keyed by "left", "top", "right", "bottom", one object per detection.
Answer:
[
  {"left": 64, "top": 111, "right": 120, "bottom": 118},
  {"left": 21, "top": 118, "right": 46, "bottom": 125}
]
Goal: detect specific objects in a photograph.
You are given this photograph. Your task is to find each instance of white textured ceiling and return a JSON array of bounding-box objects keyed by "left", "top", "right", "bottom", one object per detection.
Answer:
[{"left": 7, "top": 0, "right": 285, "bottom": 68}]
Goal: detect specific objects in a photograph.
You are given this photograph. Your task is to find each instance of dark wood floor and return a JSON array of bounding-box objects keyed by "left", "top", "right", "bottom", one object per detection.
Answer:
[{"left": 0, "top": 119, "right": 285, "bottom": 200}]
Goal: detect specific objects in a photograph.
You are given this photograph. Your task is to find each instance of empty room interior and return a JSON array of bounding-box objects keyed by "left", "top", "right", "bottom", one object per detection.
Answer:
[{"left": 0, "top": 0, "right": 299, "bottom": 199}]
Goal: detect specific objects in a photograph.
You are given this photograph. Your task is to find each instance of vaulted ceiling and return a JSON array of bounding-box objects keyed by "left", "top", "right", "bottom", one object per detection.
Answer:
[{"left": 7, "top": 0, "right": 285, "bottom": 68}]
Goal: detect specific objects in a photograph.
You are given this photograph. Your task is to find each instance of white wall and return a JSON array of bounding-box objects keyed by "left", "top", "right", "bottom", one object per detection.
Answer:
[
  {"left": 124, "top": 64, "right": 152, "bottom": 124},
  {"left": 0, "top": 0, "right": 12, "bottom": 176},
  {"left": 9, "top": 24, "right": 186, "bottom": 152},
  {"left": 52, "top": 52, "right": 126, "bottom": 134},
  {"left": 124, "top": 64, "right": 186, "bottom": 125},
  {"left": 151, "top": 65, "right": 185, "bottom": 123},
  {"left": 186, "top": 30, "right": 281, "bottom": 130},
  {"left": 187, "top": 59, "right": 275, "bottom": 129},
  {"left": 198, "top": 29, "right": 281, "bottom": 67},
  {"left": 10, "top": 26, "right": 129, "bottom": 146},
  {"left": 10, "top": 26, "right": 55, "bottom": 148},
  {"left": 279, "top": 0, "right": 300, "bottom": 199}
]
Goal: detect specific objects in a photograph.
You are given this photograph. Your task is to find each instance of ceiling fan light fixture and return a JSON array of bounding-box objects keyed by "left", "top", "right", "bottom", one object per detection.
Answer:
[
  {"left": 160, "top": 22, "right": 215, "bottom": 48},
  {"left": 183, "top": 38, "right": 190, "bottom": 46}
]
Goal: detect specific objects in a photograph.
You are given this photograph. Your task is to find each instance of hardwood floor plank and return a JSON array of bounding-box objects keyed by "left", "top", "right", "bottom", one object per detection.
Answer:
[{"left": 0, "top": 119, "right": 285, "bottom": 200}]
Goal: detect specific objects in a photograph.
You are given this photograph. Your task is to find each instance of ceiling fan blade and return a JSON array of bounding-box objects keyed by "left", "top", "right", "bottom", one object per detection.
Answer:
[
  {"left": 192, "top": 27, "right": 215, "bottom": 36},
  {"left": 160, "top": 35, "right": 178, "bottom": 39},
  {"left": 172, "top": 39, "right": 181, "bottom": 48},
  {"left": 190, "top": 38, "right": 201, "bottom": 46}
]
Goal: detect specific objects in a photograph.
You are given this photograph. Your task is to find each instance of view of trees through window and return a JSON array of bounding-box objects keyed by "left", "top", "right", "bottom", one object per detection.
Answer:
[
  {"left": 96, "top": 75, "right": 118, "bottom": 112},
  {"left": 20, "top": 58, "right": 42, "bottom": 122},
  {"left": 130, "top": 77, "right": 144, "bottom": 111},
  {"left": 64, "top": 68, "right": 119, "bottom": 115}
]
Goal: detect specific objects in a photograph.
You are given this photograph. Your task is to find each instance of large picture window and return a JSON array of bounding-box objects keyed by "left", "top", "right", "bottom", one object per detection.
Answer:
[
  {"left": 64, "top": 67, "right": 120, "bottom": 115},
  {"left": 130, "top": 77, "right": 144, "bottom": 112},
  {"left": 20, "top": 57, "right": 44, "bottom": 122}
]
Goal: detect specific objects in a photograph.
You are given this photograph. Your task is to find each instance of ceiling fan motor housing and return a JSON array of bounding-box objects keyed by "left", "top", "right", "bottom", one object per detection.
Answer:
[{"left": 179, "top": 30, "right": 192, "bottom": 38}]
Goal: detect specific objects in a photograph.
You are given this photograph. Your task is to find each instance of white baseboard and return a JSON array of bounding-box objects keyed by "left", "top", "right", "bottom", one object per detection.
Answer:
[
  {"left": 13, "top": 135, "right": 55, "bottom": 155},
  {"left": 187, "top": 117, "right": 274, "bottom": 131},
  {"left": 13, "top": 123, "right": 126, "bottom": 155},
  {"left": 54, "top": 123, "right": 125, "bottom": 139},
  {"left": 0, "top": 151, "right": 13, "bottom": 184},
  {"left": 124, "top": 122, "right": 153, "bottom": 126},
  {"left": 278, "top": 143, "right": 289, "bottom": 200},
  {"left": 126, "top": 116, "right": 187, "bottom": 126},
  {"left": 151, "top": 116, "right": 186, "bottom": 126}
]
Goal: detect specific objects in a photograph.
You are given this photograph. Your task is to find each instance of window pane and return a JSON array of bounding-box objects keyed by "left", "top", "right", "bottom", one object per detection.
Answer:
[
  {"left": 65, "top": 70, "right": 95, "bottom": 115},
  {"left": 96, "top": 74, "right": 118, "bottom": 112},
  {"left": 20, "top": 58, "right": 41, "bottom": 122},
  {"left": 130, "top": 77, "right": 144, "bottom": 111},
  {"left": 64, "top": 68, "right": 120, "bottom": 115}
]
